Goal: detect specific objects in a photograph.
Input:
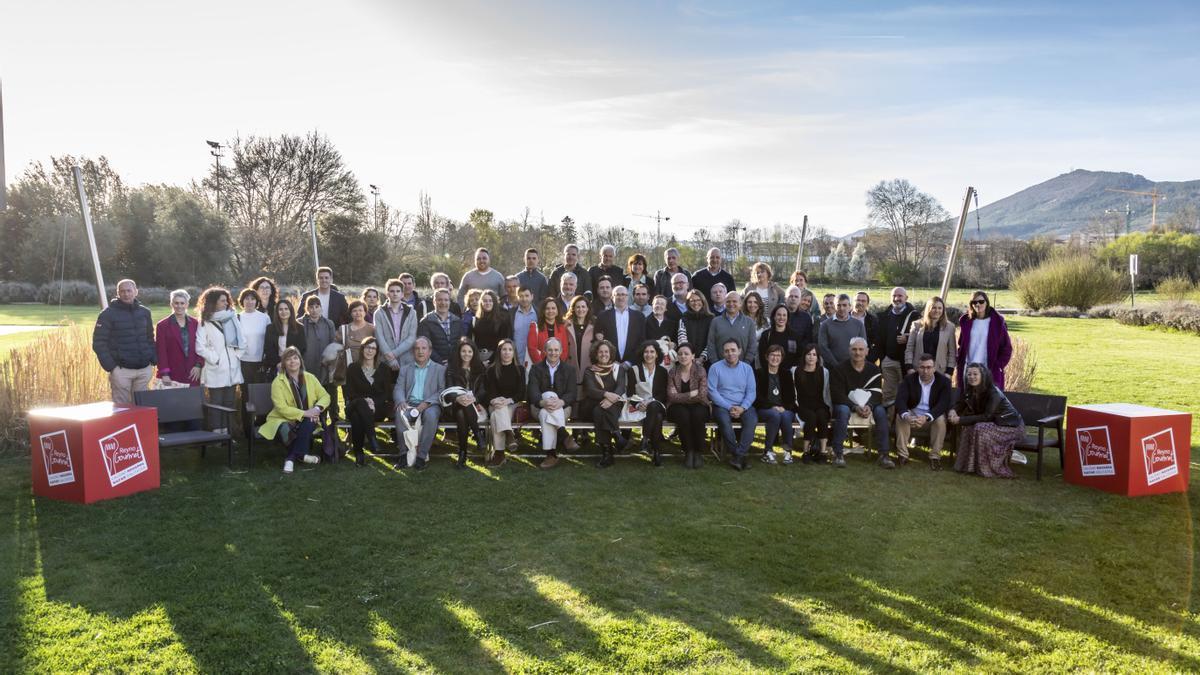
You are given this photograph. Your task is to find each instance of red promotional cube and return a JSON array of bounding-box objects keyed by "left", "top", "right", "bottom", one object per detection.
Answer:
[
  {"left": 28, "top": 402, "right": 161, "bottom": 504},
  {"left": 1065, "top": 403, "right": 1191, "bottom": 496}
]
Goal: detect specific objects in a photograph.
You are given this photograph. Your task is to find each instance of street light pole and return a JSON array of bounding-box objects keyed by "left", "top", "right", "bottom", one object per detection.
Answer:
[
  {"left": 206, "top": 140, "right": 224, "bottom": 212},
  {"left": 369, "top": 184, "right": 380, "bottom": 227}
]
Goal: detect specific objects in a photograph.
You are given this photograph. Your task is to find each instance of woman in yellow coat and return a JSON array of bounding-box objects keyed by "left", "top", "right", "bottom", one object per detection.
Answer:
[{"left": 261, "top": 346, "right": 331, "bottom": 473}]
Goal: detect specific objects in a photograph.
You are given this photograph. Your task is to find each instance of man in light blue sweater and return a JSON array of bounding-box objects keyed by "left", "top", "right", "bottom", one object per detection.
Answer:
[{"left": 707, "top": 339, "right": 758, "bottom": 471}]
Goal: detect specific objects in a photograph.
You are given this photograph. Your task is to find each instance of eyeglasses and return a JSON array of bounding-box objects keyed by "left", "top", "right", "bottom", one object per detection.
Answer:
[{"left": 971, "top": 300, "right": 987, "bottom": 306}]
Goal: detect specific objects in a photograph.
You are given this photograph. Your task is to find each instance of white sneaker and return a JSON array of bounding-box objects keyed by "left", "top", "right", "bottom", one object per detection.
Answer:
[
  {"left": 761, "top": 452, "right": 777, "bottom": 465},
  {"left": 302, "top": 454, "right": 320, "bottom": 464},
  {"left": 283, "top": 460, "right": 294, "bottom": 473},
  {"left": 780, "top": 451, "right": 794, "bottom": 465}
]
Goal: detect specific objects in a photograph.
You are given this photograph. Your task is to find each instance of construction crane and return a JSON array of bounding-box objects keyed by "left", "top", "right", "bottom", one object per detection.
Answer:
[
  {"left": 633, "top": 210, "right": 670, "bottom": 244},
  {"left": 1105, "top": 187, "right": 1166, "bottom": 229}
]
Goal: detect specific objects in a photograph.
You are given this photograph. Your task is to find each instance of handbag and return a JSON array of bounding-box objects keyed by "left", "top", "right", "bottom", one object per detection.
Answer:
[
  {"left": 514, "top": 402, "right": 531, "bottom": 423},
  {"left": 331, "top": 325, "right": 351, "bottom": 386}
]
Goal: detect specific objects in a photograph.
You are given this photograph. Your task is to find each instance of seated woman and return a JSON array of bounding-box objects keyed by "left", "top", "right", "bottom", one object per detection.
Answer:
[
  {"left": 581, "top": 340, "right": 626, "bottom": 468},
  {"left": 483, "top": 339, "right": 525, "bottom": 467},
  {"left": 949, "top": 362, "right": 1024, "bottom": 478},
  {"left": 793, "top": 343, "right": 832, "bottom": 464},
  {"left": 756, "top": 344, "right": 797, "bottom": 465},
  {"left": 759, "top": 304, "right": 802, "bottom": 370},
  {"left": 444, "top": 337, "right": 488, "bottom": 469},
  {"left": 667, "top": 343, "right": 710, "bottom": 469},
  {"left": 344, "top": 337, "right": 393, "bottom": 466},
  {"left": 261, "top": 346, "right": 331, "bottom": 474},
  {"left": 626, "top": 340, "right": 669, "bottom": 466}
]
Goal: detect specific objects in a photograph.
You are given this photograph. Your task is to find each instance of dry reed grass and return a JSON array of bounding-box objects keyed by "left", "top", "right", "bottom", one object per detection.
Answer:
[
  {"left": 1005, "top": 336, "right": 1037, "bottom": 393},
  {"left": 0, "top": 323, "right": 110, "bottom": 453}
]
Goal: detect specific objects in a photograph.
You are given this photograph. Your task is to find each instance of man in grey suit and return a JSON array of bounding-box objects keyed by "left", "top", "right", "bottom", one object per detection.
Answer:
[
  {"left": 374, "top": 279, "right": 416, "bottom": 370},
  {"left": 392, "top": 337, "right": 445, "bottom": 471}
]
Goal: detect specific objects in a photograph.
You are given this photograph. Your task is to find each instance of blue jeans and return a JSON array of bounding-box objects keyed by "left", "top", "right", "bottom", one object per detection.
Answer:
[
  {"left": 712, "top": 406, "right": 758, "bottom": 458},
  {"left": 831, "top": 404, "right": 890, "bottom": 458},
  {"left": 758, "top": 407, "right": 795, "bottom": 451}
]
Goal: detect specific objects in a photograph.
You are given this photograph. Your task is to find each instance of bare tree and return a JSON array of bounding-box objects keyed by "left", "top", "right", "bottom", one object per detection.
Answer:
[
  {"left": 865, "top": 179, "right": 951, "bottom": 270},
  {"left": 203, "top": 131, "right": 364, "bottom": 278}
]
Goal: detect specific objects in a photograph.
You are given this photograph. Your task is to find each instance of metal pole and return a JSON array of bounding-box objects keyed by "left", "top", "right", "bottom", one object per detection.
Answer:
[
  {"left": 795, "top": 215, "right": 808, "bottom": 272},
  {"left": 309, "top": 212, "right": 320, "bottom": 269},
  {"left": 73, "top": 166, "right": 108, "bottom": 309},
  {"left": 0, "top": 79, "right": 6, "bottom": 211},
  {"left": 215, "top": 152, "right": 221, "bottom": 213},
  {"left": 940, "top": 186, "right": 975, "bottom": 302}
]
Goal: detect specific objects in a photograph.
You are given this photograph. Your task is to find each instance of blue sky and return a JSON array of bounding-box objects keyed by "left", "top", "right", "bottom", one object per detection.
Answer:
[{"left": 2, "top": 0, "right": 1197, "bottom": 235}]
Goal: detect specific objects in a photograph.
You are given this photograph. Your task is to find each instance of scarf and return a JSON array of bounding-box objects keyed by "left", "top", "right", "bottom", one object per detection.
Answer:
[{"left": 211, "top": 309, "right": 245, "bottom": 349}]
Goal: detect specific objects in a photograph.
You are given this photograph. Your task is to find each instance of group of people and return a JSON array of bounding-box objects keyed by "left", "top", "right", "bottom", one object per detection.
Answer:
[{"left": 91, "top": 242, "right": 1025, "bottom": 478}]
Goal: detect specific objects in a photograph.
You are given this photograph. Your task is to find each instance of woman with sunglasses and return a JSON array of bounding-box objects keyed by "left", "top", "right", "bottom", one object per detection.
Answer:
[{"left": 956, "top": 291, "right": 1013, "bottom": 390}]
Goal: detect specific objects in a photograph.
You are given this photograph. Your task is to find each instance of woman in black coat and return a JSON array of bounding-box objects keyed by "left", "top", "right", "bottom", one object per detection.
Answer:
[
  {"left": 263, "top": 299, "right": 306, "bottom": 377},
  {"left": 444, "top": 337, "right": 488, "bottom": 468},
  {"left": 756, "top": 344, "right": 797, "bottom": 464},
  {"left": 471, "top": 290, "right": 512, "bottom": 363},
  {"left": 678, "top": 290, "right": 714, "bottom": 363},
  {"left": 344, "top": 337, "right": 393, "bottom": 465},
  {"left": 759, "top": 304, "right": 803, "bottom": 370},
  {"left": 626, "top": 340, "right": 670, "bottom": 466}
]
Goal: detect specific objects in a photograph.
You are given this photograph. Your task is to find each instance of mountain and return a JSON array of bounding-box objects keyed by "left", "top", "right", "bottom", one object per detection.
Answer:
[{"left": 968, "top": 170, "right": 1200, "bottom": 239}]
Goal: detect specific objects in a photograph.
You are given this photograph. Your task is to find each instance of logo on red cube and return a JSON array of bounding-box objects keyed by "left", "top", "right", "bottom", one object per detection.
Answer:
[
  {"left": 1076, "top": 425, "right": 1115, "bottom": 476},
  {"left": 97, "top": 423, "right": 148, "bottom": 487},
  {"left": 39, "top": 430, "right": 75, "bottom": 486},
  {"left": 1142, "top": 428, "right": 1178, "bottom": 486}
]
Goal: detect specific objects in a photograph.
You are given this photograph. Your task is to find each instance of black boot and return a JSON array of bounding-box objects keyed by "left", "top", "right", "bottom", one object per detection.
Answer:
[
  {"left": 456, "top": 445, "right": 468, "bottom": 469},
  {"left": 652, "top": 444, "right": 662, "bottom": 467},
  {"left": 596, "top": 444, "right": 615, "bottom": 468}
]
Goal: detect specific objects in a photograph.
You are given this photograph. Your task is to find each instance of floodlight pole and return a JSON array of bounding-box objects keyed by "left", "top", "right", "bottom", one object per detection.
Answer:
[
  {"left": 309, "top": 212, "right": 320, "bottom": 270},
  {"left": 795, "top": 214, "right": 808, "bottom": 272},
  {"left": 0, "top": 79, "right": 6, "bottom": 211},
  {"left": 940, "top": 186, "right": 975, "bottom": 301},
  {"left": 73, "top": 166, "right": 108, "bottom": 309}
]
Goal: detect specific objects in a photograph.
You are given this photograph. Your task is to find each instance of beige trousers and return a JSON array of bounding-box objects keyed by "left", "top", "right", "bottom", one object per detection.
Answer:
[
  {"left": 490, "top": 403, "right": 516, "bottom": 449},
  {"left": 109, "top": 366, "right": 154, "bottom": 404},
  {"left": 895, "top": 414, "right": 947, "bottom": 459}
]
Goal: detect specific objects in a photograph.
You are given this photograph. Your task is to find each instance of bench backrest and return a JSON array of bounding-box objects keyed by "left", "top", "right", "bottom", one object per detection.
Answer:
[
  {"left": 1005, "top": 391, "right": 1066, "bottom": 426},
  {"left": 134, "top": 387, "right": 205, "bottom": 424},
  {"left": 246, "top": 382, "right": 274, "bottom": 417}
]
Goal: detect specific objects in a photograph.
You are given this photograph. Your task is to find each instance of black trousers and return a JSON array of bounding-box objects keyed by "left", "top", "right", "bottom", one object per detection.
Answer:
[
  {"left": 796, "top": 405, "right": 830, "bottom": 441},
  {"left": 347, "top": 398, "right": 389, "bottom": 448},
  {"left": 641, "top": 401, "right": 666, "bottom": 446},
  {"left": 587, "top": 401, "right": 622, "bottom": 448},
  {"left": 448, "top": 402, "right": 481, "bottom": 451},
  {"left": 669, "top": 403, "right": 710, "bottom": 453}
]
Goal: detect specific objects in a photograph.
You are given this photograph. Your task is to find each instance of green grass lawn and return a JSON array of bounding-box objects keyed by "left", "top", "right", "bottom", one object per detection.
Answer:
[
  {"left": 0, "top": 303, "right": 171, "bottom": 326},
  {"left": 1, "top": 315, "right": 1198, "bottom": 672}
]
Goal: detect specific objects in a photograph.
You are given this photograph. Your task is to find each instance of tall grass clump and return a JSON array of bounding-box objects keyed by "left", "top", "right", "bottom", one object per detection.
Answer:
[
  {"left": 1005, "top": 336, "right": 1037, "bottom": 393},
  {"left": 1156, "top": 276, "right": 1198, "bottom": 302},
  {"left": 0, "top": 323, "right": 110, "bottom": 452},
  {"left": 1010, "top": 254, "right": 1126, "bottom": 311}
]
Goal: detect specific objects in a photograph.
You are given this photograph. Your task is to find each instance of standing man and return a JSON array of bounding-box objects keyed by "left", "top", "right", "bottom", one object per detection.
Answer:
[
  {"left": 691, "top": 248, "right": 736, "bottom": 312},
  {"left": 501, "top": 275, "right": 521, "bottom": 312},
  {"left": 874, "top": 287, "right": 917, "bottom": 406},
  {"left": 653, "top": 247, "right": 690, "bottom": 298},
  {"left": 92, "top": 279, "right": 156, "bottom": 404},
  {"left": 631, "top": 283, "right": 653, "bottom": 317},
  {"left": 301, "top": 266, "right": 349, "bottom": 326},
  {"left": 829, "top": 337, "right": 892, "bottom": 469},
  {"left": 398, "top": 273, "right": 425, "bottom": 318},
  {"left": 511, "top": 286, "right": 538, "bottom": 366},
  {"left": 851, "top": 291, "right": 878, "bottom": 359},
  {"left": 667, "top": 272, "right": 691, "bottom": 319},
  {"left": 783, "top": 285, "right": 815, "bottom": 347},
  {"left": 709, "top": 283, "right": 728, "bottom": 318},
  {"left": 708, "top": 339, "right": 758, "bottom": 471},
  {"left": 374, "top": 278, "right": 416, "bottom": 371},
  {"left": 417, "top": 273, "right": 463, "bottom": 317},
  {"left": 456, "top": 248, "right": 506, "bottom": 308},
  {"left": 516, "top": 248, "right": 549, "bottom": 303},
  {"left": 416, "top": 289, "right": 464, "bottom": 365},
  {"left": 588, "top": 245, "right": 624, "bottom": 298},
  {"left": 590, "top": 276, "right": 615, "bottom": 317},
  {"left": 706, "top": 292, "right": 759, "bottom": 369},
  {"left": 895, "top": 354, "right": 952, "bottom": 470},
  {"left": 527, "top": 338, "right": 580, "bottom": 468},
  {"left": 818, "top": 294, "right": 867, "bottom": 367},
  {"left": 392, "top": 337, "right": 445, "bottom": 471},
  {"left": 555, "top": 272, "right": 579, "bottom": 315},
  {"left": 547, "top": 244, "right": 588, "bottom": 300},
  {"left": 596, "top": 286, "right": 646, "bottom": 365}
]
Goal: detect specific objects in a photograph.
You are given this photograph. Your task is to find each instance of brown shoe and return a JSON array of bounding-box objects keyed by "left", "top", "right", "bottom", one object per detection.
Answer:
[
  {"left": 539, "top": 453, "right": 559, "bottom": 469},
  {"left": 487, "top": 451, "right": 507, "bottom": 468},
  {"left": 563, "top": 435, "right": 580, "bottom": 452}
]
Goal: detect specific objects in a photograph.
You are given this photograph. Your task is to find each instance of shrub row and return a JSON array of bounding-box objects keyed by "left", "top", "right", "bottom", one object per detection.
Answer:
[
  {"left": 1011, "top": 255, "right": 1126, "bottom": 311},
  {"left": 1087, "top": 302, "right": 1200, "bottom": 336}
]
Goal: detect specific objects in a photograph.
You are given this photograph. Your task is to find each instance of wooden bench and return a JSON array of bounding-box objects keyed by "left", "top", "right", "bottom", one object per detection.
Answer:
[{"left": 1006, "top": 392, "right": 1066, "bottom": 480}]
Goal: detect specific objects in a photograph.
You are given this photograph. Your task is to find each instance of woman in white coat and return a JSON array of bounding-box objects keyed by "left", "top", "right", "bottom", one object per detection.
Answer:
[{"left": 195, "top": 286, "right": 245, "bottom": 435}]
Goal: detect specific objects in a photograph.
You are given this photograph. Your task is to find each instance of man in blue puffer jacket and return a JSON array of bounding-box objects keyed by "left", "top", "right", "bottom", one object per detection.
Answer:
[{"left": 92, "top": 279, "right": 157, "bottom": 404}]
